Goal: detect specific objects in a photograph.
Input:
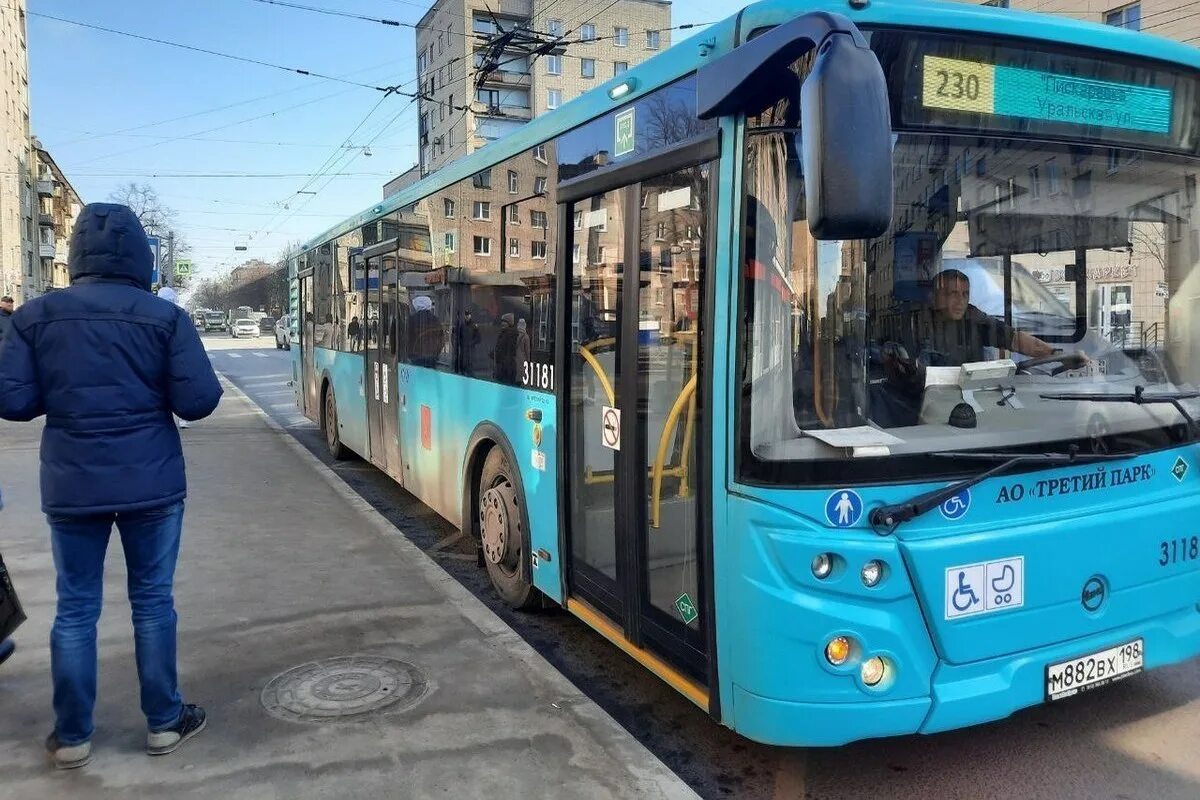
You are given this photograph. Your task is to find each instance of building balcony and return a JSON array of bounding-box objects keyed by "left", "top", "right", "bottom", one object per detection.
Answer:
[
  {"left": 38, "top": 213, "right": 54, "bottom": 228},
  {"left": 36, "top": 179, "right": 55, "bottom": 197},
  {"left": 482, "top": 70, "right": 532, "bottom": 88},
  {"left": 478, "top": 104, "right": 532, "bottom": 121},
  {"left": 39, "top": 243, "right": 55, "bottom": 259}
]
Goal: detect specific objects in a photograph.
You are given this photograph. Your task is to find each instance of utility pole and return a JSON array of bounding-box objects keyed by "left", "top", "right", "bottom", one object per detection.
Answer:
[{"left": 163, "top": 232, "right": 175, "bottom": 288}]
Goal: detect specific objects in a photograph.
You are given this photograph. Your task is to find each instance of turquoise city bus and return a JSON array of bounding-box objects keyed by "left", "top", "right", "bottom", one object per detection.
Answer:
[{"left": 288, "top": 0, "right": 1200, "bottom": 745}]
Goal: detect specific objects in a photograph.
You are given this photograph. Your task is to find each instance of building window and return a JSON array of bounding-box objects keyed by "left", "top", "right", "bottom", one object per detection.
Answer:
[
  {"left": 509, "top": 238, "right": 520, "bottom": 257},
  {"left": 646, "top": 30, "right": 661, "bottom": 49},
  {"left": 532, "top": 240, "right": 547, "bottom": 259},
  {"left": 473, "top": 201, "right": 491, "bottom": 220},
  {"left": 581, "top": 23, "right": 596, "bottom": 41},
  {"left": 509, "top": 204, "right": 520, "bottom": 224},
  {"left": 614, "top": 26, "right": 629, "bottom": 47},
  {"left": 546, "top": 55, "right": 562, "bottom": 75},
  {"left": 595, "top": 246, "right": 605, "bottom": 264},
  {"left": 1028, "top": 165, "right": 1042, "bottom": 200},
  {"left": 439, "top": 98, "right": 446, "bottom": 122},
  {"left": 573, "top": 244, "right": 581, "bottom": 263},
  {"left": 508, "top": 170, "right": 519, "bottom": 193},
  {"left": 1105, "top": 2, "right": 1140, "bottom": 30},
  {"left": 444, "top": 232, "right": 456, "bottom": 252},
  {"left": 444, "top": 198, "right": 455, "bottom": 218},
  {"left": 547, "top": 88, "right": 562, "bottom": 109},
  {"left": 533, "top": 144, "right": 547, "bottom": 163},
  {"left": 531, "top": 210, "right": 548, "bottom": 229},
  {"left": 534, "top": 176, "right": 547, "bottom": 194},
  {"left": 448, "top": 128, "right": 454, "bottom": 149},
  {"left": 477, "top": 88, "right": 501, "bottom": 108},
  {"left": 574, "top": 210, "right": 583, "bottom": 230},
  {"left": 474, "top": 236, "right": 492, "bottom": 256},
  {"left": 473, "top": 169, "right": 492, "bottom": 189},
  {"left": 614, "top": 61, "right": 628, "bottom": 76},
  {"left": 548, "top": 19, "right": 563, "bottom": 37},
  {"left": 581, "top": 58, "right": 595, "bottom": 79},
  {"left": 656, "top": 222, "right": 667, "bottom": 240}
]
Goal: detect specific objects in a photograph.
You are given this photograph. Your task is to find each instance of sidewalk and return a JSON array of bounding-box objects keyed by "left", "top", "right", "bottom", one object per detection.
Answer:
[{"left": 0, "top": 386, "right": 697, "bottom": 799}]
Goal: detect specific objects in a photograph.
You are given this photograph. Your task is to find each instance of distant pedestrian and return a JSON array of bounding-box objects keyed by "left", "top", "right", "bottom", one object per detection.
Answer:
[
  {"left": 155, "top": 282, "right": 191, "bottom": 429},
  {"left": 0, "top": 295, "right": 13, "bottom": 346},
  {"left": 0, "top": 203, "right": 222, "bottom": 770}
]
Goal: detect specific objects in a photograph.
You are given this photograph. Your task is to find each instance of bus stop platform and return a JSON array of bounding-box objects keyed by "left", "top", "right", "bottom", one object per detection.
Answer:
[{"left": 0, "top": 386, "right": 696, "bottom": 799}]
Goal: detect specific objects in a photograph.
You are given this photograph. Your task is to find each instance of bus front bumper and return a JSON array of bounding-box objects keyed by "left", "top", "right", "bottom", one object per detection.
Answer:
[{"left": 731, "top": 604, "right": 1200, "bottom": 747}]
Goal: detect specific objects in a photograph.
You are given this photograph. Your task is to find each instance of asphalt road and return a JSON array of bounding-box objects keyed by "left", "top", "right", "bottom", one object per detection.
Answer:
[{"left": 203, "top": 332, "right": 1200, "bottom": 800}]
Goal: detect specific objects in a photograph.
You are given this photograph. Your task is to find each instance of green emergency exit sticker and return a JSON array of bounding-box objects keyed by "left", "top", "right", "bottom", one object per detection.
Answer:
[
  {"left": 675, "top": 593, "right": 699, "bottom": 625},
  {"left": 615, "top": 108, "right": 636, "bottom": 157}
]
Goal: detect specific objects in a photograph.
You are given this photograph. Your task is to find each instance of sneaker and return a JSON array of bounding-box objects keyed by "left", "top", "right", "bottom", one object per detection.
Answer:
[
  {"left": 0, "top": 638, "right": 14, "bottom": 666},
  {"left": 45, "top": 733, "right": 91, "bottom": 770},
  {"left": 146, "top": 704, "right": 206, "bottom": 756}
]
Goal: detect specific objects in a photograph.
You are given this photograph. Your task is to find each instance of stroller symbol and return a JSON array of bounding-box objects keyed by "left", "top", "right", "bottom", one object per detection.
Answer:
[
  {"left": 951, "top": 571, "right": 981, "bottom": 612},
  {"left": 991, "top": 564, "right": 1016, "bottom": 605}
]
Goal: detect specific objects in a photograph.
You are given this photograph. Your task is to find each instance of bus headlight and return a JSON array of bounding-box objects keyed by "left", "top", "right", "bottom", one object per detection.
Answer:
[
  {"left": 860, "top": 560, "right": 884, "bottom": 587},
  {"left": 825, "top": 636, "right": 852, "bottom": 666},
  {"left": 861, "top": 656, "right": 887, "bottom": 686},
  {"left": 811, "top": 553, "right": 835, "bottom": 579}
]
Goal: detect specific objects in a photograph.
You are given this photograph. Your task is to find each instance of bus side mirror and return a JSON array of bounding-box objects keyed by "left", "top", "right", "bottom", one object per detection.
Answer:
[{"left": 801, "top": 32, "right": 894, "bottom": 240}]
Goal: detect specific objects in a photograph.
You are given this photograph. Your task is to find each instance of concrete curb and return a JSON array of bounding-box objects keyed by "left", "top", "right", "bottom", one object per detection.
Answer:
[{"left": 213, "top": 374, "right": 699, "bottom": 799}]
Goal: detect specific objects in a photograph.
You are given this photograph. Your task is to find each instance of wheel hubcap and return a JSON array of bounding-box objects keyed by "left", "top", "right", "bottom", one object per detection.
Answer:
[
  {"left": 480, "top": 482, "right": 520, "bottom": 571},
  {"left": 326, "top": 395, "right": 336, "bottom": 447}
]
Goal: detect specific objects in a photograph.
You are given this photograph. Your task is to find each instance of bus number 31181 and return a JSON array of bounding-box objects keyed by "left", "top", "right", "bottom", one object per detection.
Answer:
[{"left": 523, "top": 362, "right": 555, "bottom": 392}]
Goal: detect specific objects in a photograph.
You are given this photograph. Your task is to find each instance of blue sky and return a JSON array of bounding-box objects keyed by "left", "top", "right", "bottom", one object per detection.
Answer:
[{"left": 29, "top": 0, "right": 749, "bottom": 280}]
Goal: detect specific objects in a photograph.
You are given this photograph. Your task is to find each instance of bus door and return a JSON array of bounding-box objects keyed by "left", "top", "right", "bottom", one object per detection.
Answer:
[
  {"left": 300, "top": 272, "right": 318, "bottom": 419},
  {"left": 364, "top": 247, "right": 403, "bottom": 480},
  {"left": 562, "top": 144, "right": 717, "bottom": 692}
]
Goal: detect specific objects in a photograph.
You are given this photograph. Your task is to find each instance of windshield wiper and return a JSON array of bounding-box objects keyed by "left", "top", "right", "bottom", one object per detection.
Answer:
[
  {"left": 868, "top": 445, "right": 1131, "bottom": 534},
  {"left": 1040, "top": 385, "right": 1199, "bottom": 443}
]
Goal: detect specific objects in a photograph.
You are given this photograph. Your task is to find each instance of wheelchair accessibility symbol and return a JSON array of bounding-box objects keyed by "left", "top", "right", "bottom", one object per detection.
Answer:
[
  {"left": 945, "top": 556, "right": 1025, "bottom": 619},
  {"left": 950, "top": 570, "right": 981, "bottom": 612},
  {"left": 939, "top": 488, "right": 971, "bottom": 521}
]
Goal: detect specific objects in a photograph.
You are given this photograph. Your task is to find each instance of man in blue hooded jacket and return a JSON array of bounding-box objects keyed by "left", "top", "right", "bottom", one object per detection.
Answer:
[{"left": 0, "top": 203, "right": 222, "bottom": 769}]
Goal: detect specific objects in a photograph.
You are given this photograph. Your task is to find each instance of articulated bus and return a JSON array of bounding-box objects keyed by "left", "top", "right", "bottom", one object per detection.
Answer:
[{"left": 289, "top": 0, "right": 1200, "bottom": 745}]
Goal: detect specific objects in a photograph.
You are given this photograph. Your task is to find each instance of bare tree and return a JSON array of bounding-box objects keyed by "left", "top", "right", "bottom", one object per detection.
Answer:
[{"left": 108, "top": 182, "right": 176, "bottom": 236}]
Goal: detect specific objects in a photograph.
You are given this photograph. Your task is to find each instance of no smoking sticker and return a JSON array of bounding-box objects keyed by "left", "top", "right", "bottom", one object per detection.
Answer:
[{"left": 601, "top": 405, "right": 621, "bottom": 451}]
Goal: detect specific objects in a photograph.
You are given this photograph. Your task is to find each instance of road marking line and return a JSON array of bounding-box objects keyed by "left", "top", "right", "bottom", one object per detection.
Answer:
[
  {"left": 253, "top": 352, "right": 269, "bottom": 358},
  {"left": 772, "top": 749, "right": 808, "bottom": 800},
  {"left": 227, "top": 353, "right": 243, "bottom": 359}
]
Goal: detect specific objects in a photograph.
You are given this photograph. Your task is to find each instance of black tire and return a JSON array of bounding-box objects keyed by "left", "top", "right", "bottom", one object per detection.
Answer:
[
  {"left": 276, "top": 341, "right": 283, "bottom": 350},
  {"left": 478, "top": 447, "right": 538, "bottom": 610},
  {"left": 322, "top": 384, "right": 352, "bottom": 460}
]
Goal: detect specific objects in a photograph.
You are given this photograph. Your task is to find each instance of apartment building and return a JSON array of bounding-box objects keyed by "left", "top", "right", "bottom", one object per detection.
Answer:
[
  {"left": 0, "top": 1, "right": 31, "bottom": 304},
  {"left": 31, "top": 141, "right": 82, "bottom": 292},
  {"left": 409, "top": 0, "right": 671, "bottom": 181},
  {"left": 971, "top": 0, "right": 1198, "bottom": 41}
]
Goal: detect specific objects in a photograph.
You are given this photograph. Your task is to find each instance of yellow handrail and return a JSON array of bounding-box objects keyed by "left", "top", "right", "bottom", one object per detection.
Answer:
[
  {"left": 651, "top": 374, "right": 697, "bottom": 529},
  {"left": 579, "top": 338, "right": 617, "bottom": 406}
]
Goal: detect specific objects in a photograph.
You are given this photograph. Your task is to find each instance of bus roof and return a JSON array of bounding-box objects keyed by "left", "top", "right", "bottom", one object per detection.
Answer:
[{"left": 297, "top": 0, "right": 1200, "bottom": 256}]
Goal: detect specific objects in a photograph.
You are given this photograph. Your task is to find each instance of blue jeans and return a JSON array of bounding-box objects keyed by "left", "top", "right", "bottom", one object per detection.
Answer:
[{"left": 48, "top": 502, "right": 185, "bottom": 745}]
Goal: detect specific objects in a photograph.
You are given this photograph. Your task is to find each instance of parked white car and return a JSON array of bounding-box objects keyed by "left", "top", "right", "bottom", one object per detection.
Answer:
[
  {"left": 231, "top": 318, "right": 260, "bottom": 338},
  {"left": 275, "top": 315, "right": 292, "bottom": 350}
]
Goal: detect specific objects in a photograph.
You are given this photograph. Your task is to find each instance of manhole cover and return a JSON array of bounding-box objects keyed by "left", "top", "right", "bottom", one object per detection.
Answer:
[{"left": 261, "top": 655, "right": 429, "bottom": 723}]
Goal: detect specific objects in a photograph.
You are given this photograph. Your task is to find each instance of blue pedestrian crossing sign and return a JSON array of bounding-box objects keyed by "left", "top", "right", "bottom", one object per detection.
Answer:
[
  {"left": 940, "top": 488, "right": 971, "bottom": 521},
  {"left": 825, "top": 489, "right": 863, "bottom": 528}
]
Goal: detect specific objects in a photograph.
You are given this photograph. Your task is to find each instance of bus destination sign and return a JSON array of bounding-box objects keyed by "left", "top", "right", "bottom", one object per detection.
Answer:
[{"left": 922, "top": 55, "right": 1173, "bottom": 135}]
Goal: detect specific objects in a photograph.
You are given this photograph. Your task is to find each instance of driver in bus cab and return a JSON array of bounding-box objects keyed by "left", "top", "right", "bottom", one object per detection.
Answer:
[{"left": 920, "top": 267, "right": 1058, "bottom": 366}]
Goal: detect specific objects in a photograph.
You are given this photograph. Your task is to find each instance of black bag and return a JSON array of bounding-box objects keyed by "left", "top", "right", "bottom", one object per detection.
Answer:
[{"left": 0, "top": 552, "right": 26, "bottom": 642}]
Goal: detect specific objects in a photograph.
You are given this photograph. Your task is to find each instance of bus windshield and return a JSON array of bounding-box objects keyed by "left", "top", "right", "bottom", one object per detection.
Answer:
[{"left": 740, "top": 84, "right": 1200, "bottom": 484}]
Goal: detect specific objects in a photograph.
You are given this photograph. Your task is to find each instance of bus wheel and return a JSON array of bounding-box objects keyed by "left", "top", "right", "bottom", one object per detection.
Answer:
[
  {"left": 323, "top": 384, "right": 352, "bottom": 461},
  {"left": 478, "top": 447, "right": 538, "bottom": 610}
]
